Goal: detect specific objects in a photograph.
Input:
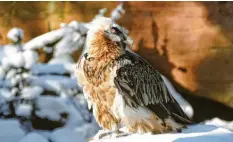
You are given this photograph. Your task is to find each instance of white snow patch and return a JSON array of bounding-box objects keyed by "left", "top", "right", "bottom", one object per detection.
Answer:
[
  {"left": 111, "top": 3, "right": 125, "bottom": 21},
  {"left": 74, "top": 121, "right": 100, "bottom": 141},
  {"left": 43, "top": 46, "right": 53, "bottom": 53},
  {"left": 95, "top": 8, "right": 107, "bottom": 18},
  {"left": 35, "top": 96, "right": 68, "bottom": 121},
  {"left": 0, "top": 119, "right": 25, "bottom": 142},
  {"left": 27, "top": 75, "right": 77, "bottom": 92},
  {"left": 53, "top": 30, "right": 84, "bottom": 57},
  {"left": 7, "top": 27, "right": 24, "bottom": 42},
  {"left": 2, "top": 50, "right": 25, "bottom": 68},
  {"left": 23, "top": 29, "right": 65, "bottom": 50},
  {"left": 92, "top": 125, "right": 233, "bottom": 142},
  {"left": 0, "top": 66, "right": 6, "bottom": 80},
  {"left": 49, "top": 55, "right": 75, "bottom": 64},
  {"left": 205, "top": 117, "right": 233, "bottom": 131},
  {"left": 50, "top": 128, "right": 85, "bottom": 142},
  {"left": 36, "top": 109, "right": 61, "bottom": 121},
  {"left": 31, "top": 63, "right": 75, "bottom": 75},
  {"left": 23, "top": 49, "right": 39, "bottom": 69},
  {"left": 19, "top": 132, "right": 48, "bottom": 142},
  {"left": 21, "top": 86, "right": 44, "bottom": 99},
  {"left": 1, "top": 45, "right": 38, "bottom": 70},
  {"left": 0, "top": 88, "right": 14, "bottom": 101},
  {"left": 16, "top": 104, "right": 32, "bottom": 117}
]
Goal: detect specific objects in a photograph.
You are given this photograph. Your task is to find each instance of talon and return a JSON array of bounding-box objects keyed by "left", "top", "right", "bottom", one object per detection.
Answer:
[
  {"left": 115, "top": 132, "right": 132, "bottom": 138},
  {"left": 97, "top": 131, "right": 113, "bottom": 139}
]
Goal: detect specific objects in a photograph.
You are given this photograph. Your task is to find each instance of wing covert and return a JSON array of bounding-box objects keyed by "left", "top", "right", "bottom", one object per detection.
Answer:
[{"left": 114, "top": 51, "right": 192, "bottom": 124}]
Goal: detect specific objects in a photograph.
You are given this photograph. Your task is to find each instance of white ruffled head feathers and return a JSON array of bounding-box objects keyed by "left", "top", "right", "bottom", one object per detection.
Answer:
[{"left": 86, "top": 17, "right": 133, "bottom": 50}]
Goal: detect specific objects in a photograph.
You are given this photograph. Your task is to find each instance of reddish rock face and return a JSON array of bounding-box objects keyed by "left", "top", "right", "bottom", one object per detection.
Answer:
[{"left": 119, "top": 2, "right": 233, "bottom": 107}]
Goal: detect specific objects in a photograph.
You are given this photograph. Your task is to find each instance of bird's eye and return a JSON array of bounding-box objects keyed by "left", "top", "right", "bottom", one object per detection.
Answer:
[{"left": 111, "top": 27, "right": 119, "bottom": 34}]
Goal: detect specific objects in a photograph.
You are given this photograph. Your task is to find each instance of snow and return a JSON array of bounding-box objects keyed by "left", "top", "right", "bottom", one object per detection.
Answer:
[
  {"left": 50, "top": 128, "right": 85, "bottom": 142},
  {"left": 74, "top": 121, "right": 100, "bottom": 141},
  {"left": 27, "top": 75, "right": 77, "bottom": 92},
  {"left": 7, "top": 27, "right": 24, "bottom": 42},
  {"left": 21, "top": 86, "right": 44, "bottom": 99},
  {"left": 0, "top": 46, "right": 4, "bottom": 64},
  {"left": 16, "top": 104, "right": 33, "bottom": 117},
  {"left": 95, "top": 8, "right": 107, "bottom": 18},
  {"left": 31, "top": 63, "right": 75, "bottom": 75},
  {"left": 23, "top": 49, "right": 39, "bottom": 69},
  {"left": 2, "top": 49, "right": 25, "bottom": 68},
  {"left": 161, "top": 75, "right": 194, "bottom": 118},
  {"left": 1, "top": 45, "right": 38, "bottom": 69},
  {"left": 35, "top": 96, "right": 69, "bottom": 121},
  {"left": 49, "top": 54, "right": 75, "bottom": 64},
  {"left": 0, "top": 119, "right": 25, "bottom": 142},
  {"left": 67, "top": 21, "right": 88, "bottom": 35},
  {"left": 19, "top": 132, "right": 48, "bottom": 142},
  {"left": 111, "top": 3, "right": 125, "bottom": 21},
  {"left": 92, "top": 125, "right": 233, "bottom": 142},
  {"left": 0, "top": 88, "right": 14, "bottom": 101},
  {"left": 23, "top": 29, "right": 65, "bottom": 50},
  {"left": 0, "top": 66, "right": 5, "bottom": 80},
  {"left": 53, "top": 26, "right": 85, "bottom": 58},
  {"left": 43, "top": 46, "right": 53, "bottom": 53},
  {"left": 205, "top": 118, "right": 233, "bottom": 131}
]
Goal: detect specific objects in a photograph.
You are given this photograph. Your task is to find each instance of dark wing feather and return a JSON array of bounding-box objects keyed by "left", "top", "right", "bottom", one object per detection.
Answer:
[{"left": 114, "top": 51, "right": 192, "bottom": 124}]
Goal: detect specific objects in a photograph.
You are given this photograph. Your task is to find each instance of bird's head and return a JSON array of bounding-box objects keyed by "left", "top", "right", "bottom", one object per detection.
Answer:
[{"left": 86, "top": 17, "right": 133, "bottom": 57}]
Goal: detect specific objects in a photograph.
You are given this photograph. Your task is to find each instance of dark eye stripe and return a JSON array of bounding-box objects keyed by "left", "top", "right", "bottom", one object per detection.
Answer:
[{"left": 111, "top": 27, "right": 122, "bottom": 34}]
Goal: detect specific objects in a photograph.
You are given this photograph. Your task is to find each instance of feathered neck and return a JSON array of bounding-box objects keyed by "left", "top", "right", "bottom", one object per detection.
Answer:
[{"left": 86, "top": 31, "right": 125, "bottom": 62}]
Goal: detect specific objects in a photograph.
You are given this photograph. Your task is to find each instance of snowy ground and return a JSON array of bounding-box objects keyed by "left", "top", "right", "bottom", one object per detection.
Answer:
[
  {"left": 0, "top": 118, "right": 98, "bottom": 142},
  {"left": 91, "top": 125, "right": 233, "bottom": 142}
]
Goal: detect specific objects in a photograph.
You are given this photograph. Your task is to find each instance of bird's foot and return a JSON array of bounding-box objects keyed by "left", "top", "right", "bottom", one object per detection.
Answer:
[
  {"left": 115, "top": 131, "right": 132, "bottom": 138},
  {"left": 94, "top": 129, "right": 132, "bottom": 139}
]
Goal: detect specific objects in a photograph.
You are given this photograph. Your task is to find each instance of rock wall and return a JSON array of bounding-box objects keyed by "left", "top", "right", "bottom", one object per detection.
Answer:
[{"left": 119, "top": 1, "right": 233, "bottom": 108}]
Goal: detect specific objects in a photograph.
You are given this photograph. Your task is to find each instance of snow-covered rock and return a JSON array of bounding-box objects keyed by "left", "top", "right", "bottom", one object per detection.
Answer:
[
  {"left": 92, "top": 125, "right": 233, "bottom": 142},
  {"left": 19, "top": 132, "right": 48, "bottom": 142},
  {"left": 0, "top": 119, "right": 25, "bottom": 142}
]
